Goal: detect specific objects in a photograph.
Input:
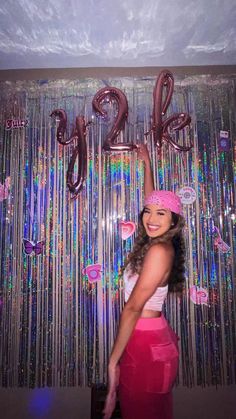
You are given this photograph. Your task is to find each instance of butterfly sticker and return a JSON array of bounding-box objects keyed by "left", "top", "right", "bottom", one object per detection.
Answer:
[
  {"left": 119, "top": 221, "right": 136, "bottom": 240},
  {"left": 22, "top": 239, "right": 45, "bottom": 256},
  {"left": 82, "top": 264, "right": 102, "bottom": 283},
  {"left": 0, "top": 177, "right": 11, "bottom": 201}
]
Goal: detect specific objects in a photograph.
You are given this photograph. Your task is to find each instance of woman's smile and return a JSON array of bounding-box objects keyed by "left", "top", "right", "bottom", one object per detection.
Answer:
[{"left": 146, "top": 224, "right": 160, "bottom": 232}]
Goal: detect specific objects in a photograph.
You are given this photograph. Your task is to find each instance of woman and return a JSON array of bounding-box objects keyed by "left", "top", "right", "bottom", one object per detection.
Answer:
[{"left": 103, "top": 145, "right": 186, "bottom": 419}]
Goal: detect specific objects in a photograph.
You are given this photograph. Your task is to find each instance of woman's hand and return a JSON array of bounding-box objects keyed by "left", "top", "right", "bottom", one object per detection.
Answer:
[
  {"left": 103, "top": 363, "right": 120, "bottom": 419},
  {"left": 136, "top": 144, "right": 151, "bottom": 167}
]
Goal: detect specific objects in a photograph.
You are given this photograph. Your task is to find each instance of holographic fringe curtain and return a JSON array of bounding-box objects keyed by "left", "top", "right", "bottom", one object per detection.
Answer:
[{"left": 0, "top": 74, "right": 235, "bottom": 387}]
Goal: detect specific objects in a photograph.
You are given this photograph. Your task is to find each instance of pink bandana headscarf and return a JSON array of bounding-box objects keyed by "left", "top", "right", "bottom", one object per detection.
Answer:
[{"left": 144, "top": 190, "right": 183, "bottom": 215}]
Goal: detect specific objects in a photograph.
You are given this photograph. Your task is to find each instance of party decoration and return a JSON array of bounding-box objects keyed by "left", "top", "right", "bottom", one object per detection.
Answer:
[
  {"left": 218, "top": 130, "right": 230, "bottom": 152},
  {"left": 22, "top": 239, "right": 45, "bottom": 256},
  {"left": 82, "top": 264, "right": 102, "bottom": 283},
  {"left": 213, "top": 226, "right": 231, "bottom": 253},
  {"left": 0, "top": 74, "right": 235, "bottom": 390},
  {"left": 92, "top": 86, "right": 137, "bottom": 151},
  {"left": 50, "top": 109, "right": 76, "bottom": 145},
  {"left": 50, "top": 110, "right": 87, "bottom": 197},
  {"left": 151, "top": 69, "right": 192, "bottom": 152},
  {"left": 66, "top": 116, "right": 87, "bottom": 197},
  {"left": 0, "top": 176, "right": 10, "bottom": 201},
  {"left": 119, "top": 221, "right": 136, "bottom": 240},
  {"left": 189, "top": 286, "right": 209, "bottom": 306},
  {"left": 177, "top": 186, "right": 196, "bottom": 205},
  {"left": 5, "top": 119, "right": 28, "bottom": 130}
]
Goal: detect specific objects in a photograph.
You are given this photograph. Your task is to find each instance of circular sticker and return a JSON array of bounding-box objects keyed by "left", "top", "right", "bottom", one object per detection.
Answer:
[{"left": 177, "top": 187, "right": 196, "bottom": 205}]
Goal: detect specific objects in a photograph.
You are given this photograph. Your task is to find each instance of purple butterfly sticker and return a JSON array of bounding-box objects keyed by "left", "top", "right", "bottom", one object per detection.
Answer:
[{"left": 22, "top": 239, "right": 45, "bottom": 256}]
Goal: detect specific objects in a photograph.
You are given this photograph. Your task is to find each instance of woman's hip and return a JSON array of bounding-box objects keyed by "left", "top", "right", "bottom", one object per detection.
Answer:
[{"left": 119, "top": 314, "right": 179, "bottom": 394}]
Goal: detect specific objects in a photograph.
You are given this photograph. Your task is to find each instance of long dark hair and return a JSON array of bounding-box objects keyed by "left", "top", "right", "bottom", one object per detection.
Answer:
[{"left": 122, "top": 209, "right": 186, "bottom": 293}]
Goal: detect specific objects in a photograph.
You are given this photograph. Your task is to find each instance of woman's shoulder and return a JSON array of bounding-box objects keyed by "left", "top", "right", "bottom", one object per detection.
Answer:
[
  {"left": 145, "top": 242, "right": 174, "bottom": 258},
  {"left": 141, "top": 243, "right": 174, "bottom": 281}
]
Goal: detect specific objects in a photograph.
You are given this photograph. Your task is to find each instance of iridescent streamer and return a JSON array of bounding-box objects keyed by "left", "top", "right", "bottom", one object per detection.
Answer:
[{"left": 0, "top": 75, "right": 235, "bottom": 388}]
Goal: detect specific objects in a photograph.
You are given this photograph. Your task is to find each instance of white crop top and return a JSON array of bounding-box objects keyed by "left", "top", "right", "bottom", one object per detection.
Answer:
[{"left": 124, "top": 266, "right": 168, "bottom": 311}]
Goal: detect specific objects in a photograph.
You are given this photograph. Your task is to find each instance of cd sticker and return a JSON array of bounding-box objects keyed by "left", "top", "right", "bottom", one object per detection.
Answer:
[{"left": 177, "top": 187, "right": 196, "bottom": 205}]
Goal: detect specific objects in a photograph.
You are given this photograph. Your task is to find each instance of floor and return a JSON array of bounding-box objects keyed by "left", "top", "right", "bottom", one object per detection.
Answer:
[{"left": 0, "top": 385, "right": 236, "bottom": 419}]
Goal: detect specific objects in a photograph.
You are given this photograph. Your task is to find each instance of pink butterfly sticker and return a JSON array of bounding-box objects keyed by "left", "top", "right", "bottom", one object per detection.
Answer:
[
  {"left": 213, "top": 226, "right": 230, "bottom": 253},
  {"left": 82, "top": 264, "right": 102, "bottom": 283},
  {"left": 0, "top": 177, "right": 11, "bottom": 201},
  {"left": 189, "top": 286, "right": 208, "bottom": 306},
  {"left": 119, "top": 221, "right": 136, "bottom": 240}
]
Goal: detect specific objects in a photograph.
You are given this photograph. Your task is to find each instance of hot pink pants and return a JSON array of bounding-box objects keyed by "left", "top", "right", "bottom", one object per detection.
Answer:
[{"left": 119, "top": 315, "right": 179, "bottom": 419}]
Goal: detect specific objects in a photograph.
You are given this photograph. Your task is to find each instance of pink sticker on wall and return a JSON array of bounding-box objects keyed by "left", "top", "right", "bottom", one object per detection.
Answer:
[
  {"left": 177, "top": 186, "right": 196, "bottom": 205},
  {"left": 82, "top": 264, "right": 102, "bottom": 283},
  {"left": 189, "top": 286, "right": 209, "bottom": 306},
  {"left": 213, "top": 226, "right": 230, "bottom": 253},
  {"left": 119, "top": 221, "right": 136, "bottom": 240},
  {"left": 218, "top": 130, "right": 230, "bottom": 152},
  {"left": 0, "top": 177, "right": 11, "bottom": 201},
  {"left": 5, "top": 119, "right": 28, "bottom": 130}
]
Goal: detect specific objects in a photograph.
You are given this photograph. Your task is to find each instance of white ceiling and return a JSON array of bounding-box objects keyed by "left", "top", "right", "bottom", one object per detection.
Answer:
[{"left": 0, "top": 0, "right": 236, "bottom": 70}]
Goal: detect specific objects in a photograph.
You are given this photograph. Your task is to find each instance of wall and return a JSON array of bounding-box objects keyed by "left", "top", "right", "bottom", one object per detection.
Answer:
[{"left": 0, "top": 66, "right": 235, "bottom": 418}]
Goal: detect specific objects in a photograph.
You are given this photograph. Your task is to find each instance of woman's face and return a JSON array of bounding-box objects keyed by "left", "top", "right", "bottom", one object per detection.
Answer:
[{"left": 142, "top": 204, "right": 173, "bottom": 238}]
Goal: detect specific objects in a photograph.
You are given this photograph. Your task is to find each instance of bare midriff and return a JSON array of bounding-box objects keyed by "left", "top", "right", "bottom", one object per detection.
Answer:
[{"left": 141, "top": 309, "right": 162, "bottom": 318}]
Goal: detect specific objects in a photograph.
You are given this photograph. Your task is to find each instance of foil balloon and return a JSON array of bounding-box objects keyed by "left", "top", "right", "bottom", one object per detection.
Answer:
[
  {"left": 92, "top": 86, "right": 137, "bottom": 151},
  {"left": 67, "top": 116, "right": 87, "bottom": 198},
  {"left": 151, "top": 69, "right": 192, "bottom": 152},
  {"left": 50, "top": 108, "right": 77, "bottom": 145},
  {"left": 50, "top": 110, "right": 87, "bottom": 198}
]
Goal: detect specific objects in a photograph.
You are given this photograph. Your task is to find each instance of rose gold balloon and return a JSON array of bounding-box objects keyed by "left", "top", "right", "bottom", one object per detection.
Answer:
[
  {"left": 152, "top": 70, "right": 174, "bottom": 148},
  {"left": 50, "top": 109, "right": 77, "bottom": 145},
  {"left": 92, "top": 87, "right": 137, "bottom": 151},
  {"left": 162, "top": 112, "right": 193, "bottom": 151},
  {"left": 151, "top": 69, "right": 192, "bottom": 152},
  {"left": 67, "top": 116, "right": 87, "bottom": 198}
]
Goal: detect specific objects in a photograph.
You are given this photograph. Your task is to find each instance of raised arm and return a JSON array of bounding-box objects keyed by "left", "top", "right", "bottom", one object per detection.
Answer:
[{"left": 137, "top": 144, "right": 155, "bottom": 197}]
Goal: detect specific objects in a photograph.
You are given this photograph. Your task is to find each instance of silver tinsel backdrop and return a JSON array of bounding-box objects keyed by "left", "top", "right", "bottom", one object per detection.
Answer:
[{"left": 0, "top": 73, "right": 235, "bottom": 387}]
